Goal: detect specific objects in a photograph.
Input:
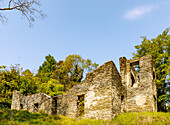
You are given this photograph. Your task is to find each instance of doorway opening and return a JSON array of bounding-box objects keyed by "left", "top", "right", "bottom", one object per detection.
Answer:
[{"left": 77, "top": 94, "right": 85, "bottom": 117}]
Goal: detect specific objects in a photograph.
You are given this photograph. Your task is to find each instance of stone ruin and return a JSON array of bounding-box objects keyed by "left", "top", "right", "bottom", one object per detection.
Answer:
[
  {"left": 119, "top": 55, "right": 157, "bottom": 113},
  {"left": 11, "top": 55, "right": 157, "bottom": 120},
  {"left": 11, "top": 91, "right": 57, "bottom": 114}
]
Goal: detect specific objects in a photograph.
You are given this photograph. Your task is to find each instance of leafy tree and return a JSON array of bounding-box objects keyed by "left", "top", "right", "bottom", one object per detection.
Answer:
[
  {"left": 0, "top": 64, "right": 64, "bottom": 107},
  {"left": 37, "top": 54, "right": 57, "bottom": 83},
  {"left": 0, "top": 54, "right": 98, "bottom": 107},
  {"left": 40, "top": 79, "right": 64, "bottom": 96},
  {"left": 20, "top": 69, "right": 40, "bottom": 96},
  {"left": 133, "top": 28, "right": 170, "bottom": 111},
  {"left": 0, "top": 64, "right": 22, "bottom": 107},
  {"left": 54, "top": 54, "right": 99, "bottom": 91},
  {"left": 0, "top": 0, "right": 45, "bottom": 26}
]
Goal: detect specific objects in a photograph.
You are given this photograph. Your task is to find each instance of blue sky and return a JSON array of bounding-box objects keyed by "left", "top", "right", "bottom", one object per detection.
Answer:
[{"left": 0, "top": 0, "right": 170, "bottom": 73}]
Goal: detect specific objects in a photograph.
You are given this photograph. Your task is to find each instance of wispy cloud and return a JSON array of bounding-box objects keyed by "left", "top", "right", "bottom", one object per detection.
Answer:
[{"left": 124, "top": 5, "right": 155, "bottom": 20}]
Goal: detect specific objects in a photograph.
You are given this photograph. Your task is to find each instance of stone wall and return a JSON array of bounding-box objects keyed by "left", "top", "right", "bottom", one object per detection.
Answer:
[
  {"left": 11, "top": 55, "right": 157, "bottom": 120},
  {"left": 11, "top": 91, "right": 57, "bottom": 114},
  {"left": 119, "top": 55, "right": 157, "bottom": 112},
  {"left": 57, "top": 61, "right": 123, "bottom": 120}
]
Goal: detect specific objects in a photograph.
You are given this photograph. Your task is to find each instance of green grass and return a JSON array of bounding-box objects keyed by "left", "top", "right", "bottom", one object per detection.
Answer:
[{"left": 0, "top": 107, "right": 170, "bottom": 125}]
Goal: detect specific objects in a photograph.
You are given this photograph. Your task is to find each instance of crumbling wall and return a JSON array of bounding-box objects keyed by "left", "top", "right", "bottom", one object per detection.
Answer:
[
  {"left": 11, "top": 91, "right": 56, "bottom": 114},
  {"left": 120, "top": 55, "right": 157, "bottom": 112},
  {"left": 11, "top": 55, "right": 157, "bottom": 120},
  {"left": 57, "top": 61, "right": 123, "bottom": 120},
  {"left": 119, "top": 57, "right": 127, "bottom": 112},
  {"left": 111, "top": 61, "right": 125, "bottom": 116}
]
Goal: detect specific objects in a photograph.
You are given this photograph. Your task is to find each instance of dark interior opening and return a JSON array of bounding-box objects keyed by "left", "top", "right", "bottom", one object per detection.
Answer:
[
  {"left": 153, "top": 95, "right": 157, "bottom": 110},
  {"left": 77, "top": 94, "right": 85, "bottom": 117},
  {"left": 34, "top": 103, "right": 39, "bottom": 111},
  {"left": 20, "top": 104, "right": 23, "bottom": 109},
  {"left": 121, "top": 95, "right": 124, "bottom": 103},
  {"left": 52, "top": 97, "right": 57, "bottom": 114},
  {"left": 153, "top": 95, "right": 156, "bottom": 101},
  {"left": 153, "top": 71, "right": 156, "bottom": 80},
  {"left": 131, "top": 73, "right": 135, "bottom": 87},
  {"left": 34, "top": 103, "right": 39, "bottom": 108}
]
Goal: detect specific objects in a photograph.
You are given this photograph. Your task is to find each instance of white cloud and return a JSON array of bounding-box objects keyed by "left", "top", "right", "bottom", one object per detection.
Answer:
[{"left": 124, "top": 5, "right": 155, "bottom": 20}]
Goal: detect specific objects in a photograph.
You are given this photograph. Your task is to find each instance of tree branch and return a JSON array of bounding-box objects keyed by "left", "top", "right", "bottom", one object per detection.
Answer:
[{"left": 0, "top": 0, "right": 45, "bottom": 26}]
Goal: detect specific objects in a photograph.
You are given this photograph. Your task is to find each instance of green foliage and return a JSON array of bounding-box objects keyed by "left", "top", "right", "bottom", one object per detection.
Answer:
[
  {"left": 78, "top": 95, "right": 85, "bottom": 117},
  {"left": 0, "top": 107, "right": 170, "bottom": 125},
  {"left": 0, "top": 65, "right": 64, "bottom": 108},
  {"left": 37, "top": 54, "right": 57, "bottom": 83},
  {"left": 20, "top": 69, "right": 40, "bottom": 96},
  {"left": 0, "top": 64, "right": 22, "bottom": 107},
  {"left": 0, "top": 54, "right": 97, "bottom": 108},
  {"left": 133, "top": 28, "right": 170, "bottom": 111},
  {"left": 40, "top": 79, "right": 65, "bottom": 96},
  {"left": 54, "top": 54, "right": 98, "bottom": 91},
  {"left": 79, "top": 97, "right": 84, "bottom": 116}
]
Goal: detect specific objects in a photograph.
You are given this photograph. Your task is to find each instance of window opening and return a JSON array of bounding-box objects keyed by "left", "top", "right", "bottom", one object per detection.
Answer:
[
  {"left": 20, "top": 104, "right": 23, "bottom": 109},
  {"left": 131, "top": 73, "right": 135, "bottom": 87},
  {"left": 34, "top": 103, "right": 39, "bottom": 112},
  {"left": 121, "top": 95, "right": 124, "bottom": 103},
  {"left": 77, "top": 94, "right": 85, "bottom": 117},
  {"left": 52, "top": 97, "right": 57, "bottom": 114},
  {"left": 130, "top": 61, "right": 139, "bottom": 73},
  {"left": 130, "top": 61, "right": 139, "bottom": 87}
]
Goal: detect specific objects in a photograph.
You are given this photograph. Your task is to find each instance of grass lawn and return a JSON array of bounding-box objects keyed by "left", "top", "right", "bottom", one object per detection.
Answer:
[{"left": 0, "top": 106, "right": 170, "bottom": 125}]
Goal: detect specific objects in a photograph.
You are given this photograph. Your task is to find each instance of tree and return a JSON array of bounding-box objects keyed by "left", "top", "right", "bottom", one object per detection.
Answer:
[
  {"left": 37, "top": 54, "right": 57, "bottom": 83},
  {"left": 40, "top": 79, "right": 64, "bottom": 96},
  {"left": 0, "top": 64, "right": 22, "bottom": 107},
  {"left": 133, "top": 28, "right": 170, "bottom": 111},
  {"left": 20, "top": 69, "right": 39, "bottom": 96},
  {"left": 54, "top": 54, "right": 99, "bottom": 91},
  {"left": 0, "top": 0, "right": 44, "bottom": 26}
]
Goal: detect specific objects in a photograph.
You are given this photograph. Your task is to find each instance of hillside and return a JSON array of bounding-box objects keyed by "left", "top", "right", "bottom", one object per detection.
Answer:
[{"left": 0, "top": 107, "right": 170, "bottom": 125}]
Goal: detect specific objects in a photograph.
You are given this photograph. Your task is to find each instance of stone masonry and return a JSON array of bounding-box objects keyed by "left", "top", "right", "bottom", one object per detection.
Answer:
[
  {"left": 11, "top": 91, "right": 57, "bottom": 115},
  {"left": 119, "top": 55, "right": 157, "bottom": 112},
  {"left": 57, "top": 61, "right": 123, "bottom": 120},
  {"left": 11, "top": 55, "right": 157, "bottom": 120}
]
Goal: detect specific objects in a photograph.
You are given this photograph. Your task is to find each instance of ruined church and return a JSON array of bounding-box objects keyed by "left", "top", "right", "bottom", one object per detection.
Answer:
[{"left": 11, "top": 55, "right": 157, "bottom": 120}]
